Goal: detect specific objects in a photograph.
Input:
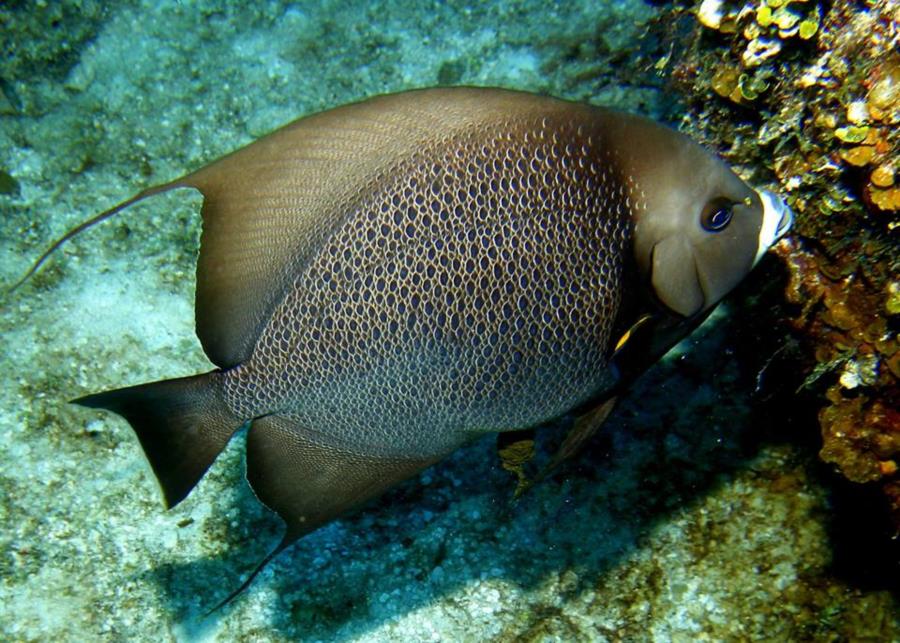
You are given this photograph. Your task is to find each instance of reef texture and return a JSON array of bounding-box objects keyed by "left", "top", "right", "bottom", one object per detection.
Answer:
[
  {"left": 0, "top": 0, "right": 898, "bottom": 640},
  {"left": 650, "top": 0, "right": 900, "bottom": 527}
]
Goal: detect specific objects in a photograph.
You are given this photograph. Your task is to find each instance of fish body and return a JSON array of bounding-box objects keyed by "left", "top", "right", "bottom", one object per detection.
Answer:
[
  {"left": 227, "top": 106, "right": 631, "bottom": 458},
  {"left": 22, "top": 88, "right": 793, "bottom": 602}
]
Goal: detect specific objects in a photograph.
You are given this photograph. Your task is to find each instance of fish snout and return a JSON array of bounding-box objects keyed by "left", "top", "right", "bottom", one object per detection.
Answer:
[{"left": 753, "top": 189, "right": 794, "bottom": 266}]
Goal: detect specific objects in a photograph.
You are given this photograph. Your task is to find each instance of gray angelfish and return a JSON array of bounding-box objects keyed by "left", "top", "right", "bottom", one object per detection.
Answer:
[{"left": 18, "top": 87, "right": 793, "bottom": 606}]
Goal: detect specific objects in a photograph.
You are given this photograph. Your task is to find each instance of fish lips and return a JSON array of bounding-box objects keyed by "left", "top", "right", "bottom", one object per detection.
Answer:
[{"left": 754, "top": 189, "right": 794, "bottom": 266}]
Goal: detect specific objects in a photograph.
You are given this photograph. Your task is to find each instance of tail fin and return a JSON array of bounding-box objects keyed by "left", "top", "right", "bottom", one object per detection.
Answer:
[
  {"left": 74, "top": 371, "right": 244, "bottom": 508},
  {"left": 8, "top": 180, "right": 190, "bottom": 293}
]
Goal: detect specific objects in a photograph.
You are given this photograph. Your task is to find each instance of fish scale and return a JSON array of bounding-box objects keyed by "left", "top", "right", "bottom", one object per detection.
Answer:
[{"left": 224, "top": 116, "right": 632, "bottom": 456}]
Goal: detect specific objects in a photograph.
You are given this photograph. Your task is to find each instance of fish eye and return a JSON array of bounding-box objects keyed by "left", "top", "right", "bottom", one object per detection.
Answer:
[{"left": 701, "top": 199, "right": 733, "bottom": 232}]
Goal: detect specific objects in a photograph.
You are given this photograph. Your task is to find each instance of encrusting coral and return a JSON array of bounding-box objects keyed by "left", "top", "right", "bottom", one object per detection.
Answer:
[{"left": 651, "top": 0, "right": 900, "bottom": 526}]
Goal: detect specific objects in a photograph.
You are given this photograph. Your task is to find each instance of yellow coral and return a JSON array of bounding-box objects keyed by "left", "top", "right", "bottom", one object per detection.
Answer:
[
  {"left": 871, "top": 165, "right": 895, "bottom": 188},
  {"left": 870, "top": 186, "right": 900, "bottom": 212},
  {"left": 834, "top": 125, "right": 870, "bottom": 143},
  {"left": 840, "top": 146, "right": 874, "bottom": 166}
]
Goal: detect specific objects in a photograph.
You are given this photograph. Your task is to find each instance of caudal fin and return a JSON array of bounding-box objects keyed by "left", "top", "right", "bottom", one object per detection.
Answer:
[{"left": 74, "top": 371, "right": 243, "bottom": 507}]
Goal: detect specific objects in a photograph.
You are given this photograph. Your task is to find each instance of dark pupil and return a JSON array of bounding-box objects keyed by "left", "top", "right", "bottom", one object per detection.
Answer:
[{"left": 705, "top": 206, "right": 732, "bottom": 231}]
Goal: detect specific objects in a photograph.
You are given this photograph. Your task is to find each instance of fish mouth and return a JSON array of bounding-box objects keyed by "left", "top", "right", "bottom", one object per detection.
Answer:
[{"left": 753, "top": 189, "right": 794, "bottom": 266}]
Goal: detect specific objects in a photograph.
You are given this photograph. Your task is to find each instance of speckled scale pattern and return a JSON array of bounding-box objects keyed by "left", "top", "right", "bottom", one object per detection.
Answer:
[{"left": 222, "top": 115, "right": 634, "bottom": 458}]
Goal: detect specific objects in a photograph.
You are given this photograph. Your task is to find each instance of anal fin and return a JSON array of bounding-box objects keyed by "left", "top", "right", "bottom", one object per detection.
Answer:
[{"left": 213, "top": 413, "right": 442, "bottom": 610}]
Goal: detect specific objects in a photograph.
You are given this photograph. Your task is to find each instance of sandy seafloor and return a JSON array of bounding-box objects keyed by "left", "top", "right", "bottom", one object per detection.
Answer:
[{"left": 0, "top": 1, "right": 897, "bottom": 641}]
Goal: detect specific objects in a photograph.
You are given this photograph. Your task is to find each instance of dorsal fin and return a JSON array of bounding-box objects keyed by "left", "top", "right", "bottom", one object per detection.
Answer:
[
  {"left": 7, "top": 181, "right": 188, "bottom": 293},
  {"left": 177, "top": 87, "right": 579, "bottom": 367},
  {"left": 15, "top": 88, "right": 590, "bottom": 368}
]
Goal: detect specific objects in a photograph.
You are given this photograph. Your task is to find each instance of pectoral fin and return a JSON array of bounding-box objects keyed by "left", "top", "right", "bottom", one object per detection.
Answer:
[
  {"left": 651, "top": 235, "right": 704, "bottom": 317},
  {"left": 211, "top": 413, "right": 443, "bottom": 610}
]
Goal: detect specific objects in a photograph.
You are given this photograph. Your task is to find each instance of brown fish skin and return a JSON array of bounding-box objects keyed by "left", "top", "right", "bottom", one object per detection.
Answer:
[{"left": 25, "top": 87, "right": 791, "bottom": 603}]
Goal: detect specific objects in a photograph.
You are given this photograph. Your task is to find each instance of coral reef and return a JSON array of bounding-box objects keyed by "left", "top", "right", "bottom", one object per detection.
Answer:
[{"left": 654, "top": 0, "right": 900, "bottom": 527}]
